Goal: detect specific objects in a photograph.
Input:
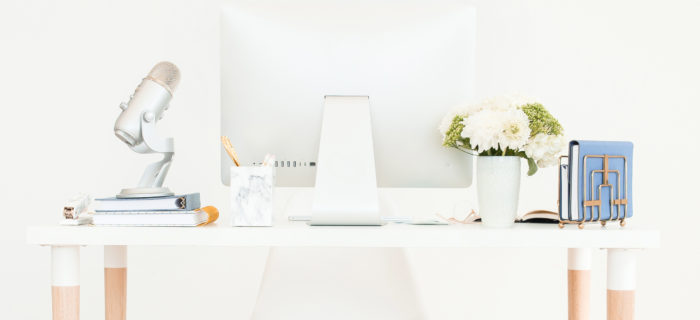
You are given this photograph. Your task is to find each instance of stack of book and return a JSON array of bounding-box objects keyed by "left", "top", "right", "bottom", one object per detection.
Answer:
[{"left": 92, "top": 193, "right": 211, "bottom": 226}]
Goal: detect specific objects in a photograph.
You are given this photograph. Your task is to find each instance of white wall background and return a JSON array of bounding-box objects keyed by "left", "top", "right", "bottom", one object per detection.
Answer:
[{"left": 1, "top": 0, "right": 699, "bottom": 319}]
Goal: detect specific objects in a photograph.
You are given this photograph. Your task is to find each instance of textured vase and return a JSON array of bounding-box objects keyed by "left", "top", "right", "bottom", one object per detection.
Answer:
[{"left": 476, "top": 156, "right": 521, "bottom": 228}]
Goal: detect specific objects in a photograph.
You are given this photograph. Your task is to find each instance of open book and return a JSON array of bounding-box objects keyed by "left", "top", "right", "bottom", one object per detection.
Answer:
[
  {"left": 440, "top": 210, "right": 560, "bottom": 224},
  {"left": 514, "top": 210, "right": 560, "bottom": 223}
]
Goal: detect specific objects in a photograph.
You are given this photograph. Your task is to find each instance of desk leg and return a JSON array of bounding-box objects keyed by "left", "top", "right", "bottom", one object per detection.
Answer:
[
  {"left": 52, "top": 246, "right": 80, "bottom": 320},
  {"left": 568, "top": 248, "right": 591, "bottom": 320},
  {"left": 105, "top": 246, "right": 127, "bottom": 320},
  {"left": 607, "top": 249, "right": 636, "bottom": 320}
]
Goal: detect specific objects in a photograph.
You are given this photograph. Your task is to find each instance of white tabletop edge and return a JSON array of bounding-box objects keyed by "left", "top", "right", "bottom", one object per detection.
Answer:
[{"left": 26, "top": 223, "right": 661, "bottom": 249}]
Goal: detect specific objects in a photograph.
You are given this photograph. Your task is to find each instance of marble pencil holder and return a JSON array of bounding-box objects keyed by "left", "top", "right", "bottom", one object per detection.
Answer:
[{"left": 230, "top": 166, "right": 275, "bottom": 227}]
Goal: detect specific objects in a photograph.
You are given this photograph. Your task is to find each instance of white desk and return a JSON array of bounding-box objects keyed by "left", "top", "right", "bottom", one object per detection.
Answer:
[{"left": 27, "top": 222, "right": 660, "bottom": 320}]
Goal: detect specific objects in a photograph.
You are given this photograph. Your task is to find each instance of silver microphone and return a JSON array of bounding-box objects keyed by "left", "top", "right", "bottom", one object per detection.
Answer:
[{"left": 114, "top": 62, "right": 181, "bottom": 147}]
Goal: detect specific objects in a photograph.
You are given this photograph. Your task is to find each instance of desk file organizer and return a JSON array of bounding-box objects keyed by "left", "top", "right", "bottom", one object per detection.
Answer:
[{"left": 558, "top": 140, "right": 633, "bottom": 229}]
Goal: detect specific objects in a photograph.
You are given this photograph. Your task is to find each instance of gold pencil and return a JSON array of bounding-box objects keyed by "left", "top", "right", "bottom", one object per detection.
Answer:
[{"left": 221, "top": 136, "right": 241, "bottom": 167}]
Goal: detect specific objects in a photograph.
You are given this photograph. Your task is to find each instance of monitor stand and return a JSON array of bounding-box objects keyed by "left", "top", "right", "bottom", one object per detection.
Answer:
[{"left": 308, "top": 96, "right": 385, "bottom": 226}]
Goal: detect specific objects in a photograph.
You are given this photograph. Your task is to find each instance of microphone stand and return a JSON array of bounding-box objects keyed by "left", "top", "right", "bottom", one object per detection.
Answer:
[{"left": 117, "top": 114, "right": 175, "bottom": 198}]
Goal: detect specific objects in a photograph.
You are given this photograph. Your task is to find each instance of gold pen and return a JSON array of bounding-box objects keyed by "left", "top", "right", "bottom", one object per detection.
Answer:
[{"left": 221, "top": 136, "right": 241, "bottom": 167}]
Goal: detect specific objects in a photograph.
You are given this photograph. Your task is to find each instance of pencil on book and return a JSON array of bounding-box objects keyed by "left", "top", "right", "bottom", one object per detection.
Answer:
[{"left": 221, "top": 136, "right": 241, "bottom": 167}]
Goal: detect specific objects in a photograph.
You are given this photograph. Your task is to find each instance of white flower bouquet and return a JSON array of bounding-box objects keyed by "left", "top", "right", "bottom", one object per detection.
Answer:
[{"left": 439, "top": 94, "right": 566, "bottom": 175}]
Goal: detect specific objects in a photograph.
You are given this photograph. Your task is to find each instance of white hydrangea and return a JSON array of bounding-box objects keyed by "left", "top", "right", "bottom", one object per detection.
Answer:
[
  {"left": 460, "top": 108, "right": 531, "bottom": 152},
  {"left": 439, "top": 94, "right": 536, "bottom": 138},
  {"left": 460, "top": 109, "right": 500, "bottom": 151},
  {"left": 524, "top": 133, "right": 567, "bottom": 167},
  {"left": 498, "top": 109, "right": 531, "bottom": 150}
]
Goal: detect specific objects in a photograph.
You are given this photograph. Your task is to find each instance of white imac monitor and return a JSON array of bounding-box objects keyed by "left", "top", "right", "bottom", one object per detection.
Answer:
[{"left": 221, "top": 0, "right": 476, "bottom": 225}]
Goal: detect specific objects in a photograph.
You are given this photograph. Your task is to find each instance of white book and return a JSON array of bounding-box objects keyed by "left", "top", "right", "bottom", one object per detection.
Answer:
[
  {"left": 559, "top": 158, "right": 569, "bottom": 220},
  {"left": 92, "top": 210, "right": 208, "bottom": 227},
  {"left": 570, "top": 145, "right": 579, "bottom": 221}
]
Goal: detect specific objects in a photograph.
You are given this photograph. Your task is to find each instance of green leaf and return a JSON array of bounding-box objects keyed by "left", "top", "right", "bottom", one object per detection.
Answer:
[
  {"left": 526, "top": 157, "right": 538, "bottom": 176},
  {"left": 513, "top": 150, "right": 538, "bottom": 176}
]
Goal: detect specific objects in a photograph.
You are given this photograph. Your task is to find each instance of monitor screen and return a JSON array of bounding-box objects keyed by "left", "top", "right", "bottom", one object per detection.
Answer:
[{"left": 221, "top": 0, "right": 476, "bottom": 187}]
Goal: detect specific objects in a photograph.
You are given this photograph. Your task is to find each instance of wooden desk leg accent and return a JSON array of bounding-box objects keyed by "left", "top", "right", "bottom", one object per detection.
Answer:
[
  {"left": 105, "top": 245, "right": 127, "bottom": 320},
  {"left": 568, "top": 248, "right": 591, "bottom": 320},
  {"left": 607, "top": 249, "right": 636, "bottom": 320},
  {"left": 52, "top": 246, "right": 80, "bottom": 320}
]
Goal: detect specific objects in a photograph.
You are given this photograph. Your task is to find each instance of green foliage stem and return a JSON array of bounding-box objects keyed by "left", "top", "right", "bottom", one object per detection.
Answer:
[
  {"left": 442, "top": 115, "right": 473, "bottom": 151},
  {"left": 520, "top": 103, "right": 563, "bottom": 136}
]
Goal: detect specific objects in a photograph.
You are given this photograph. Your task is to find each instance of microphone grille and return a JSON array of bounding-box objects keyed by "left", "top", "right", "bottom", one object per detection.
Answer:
[{"left": 147, "top": 61, "right": 181, "bottom": 93}]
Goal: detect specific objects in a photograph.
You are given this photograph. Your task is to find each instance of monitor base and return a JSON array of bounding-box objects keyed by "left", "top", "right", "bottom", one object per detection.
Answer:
[{"left": 309, "top": 96, "right": 382, "bottom": 226}]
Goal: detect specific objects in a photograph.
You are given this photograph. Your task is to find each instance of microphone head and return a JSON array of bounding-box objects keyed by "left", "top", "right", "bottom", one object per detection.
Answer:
[
  {"left": 115, "top": 61, "right": 180, "bottom": 149},
  {"left": 147, "top": 61, "right": 181, "bottom": 94}
]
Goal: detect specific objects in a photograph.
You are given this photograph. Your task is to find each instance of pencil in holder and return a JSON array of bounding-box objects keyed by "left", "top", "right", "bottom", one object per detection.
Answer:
[{"left": 230, "top": 166, "right": 275, "bottom": 226}]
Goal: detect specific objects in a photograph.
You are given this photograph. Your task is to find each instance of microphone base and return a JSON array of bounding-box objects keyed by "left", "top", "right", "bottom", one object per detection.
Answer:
[{"left": 117, "top": 187, "right": 174, "bottom": 198}]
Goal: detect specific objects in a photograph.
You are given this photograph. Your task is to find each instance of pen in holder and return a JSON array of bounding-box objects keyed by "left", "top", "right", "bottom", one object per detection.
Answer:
[{"left": 230, "top": 165, "right": 275, "bottom": 226}]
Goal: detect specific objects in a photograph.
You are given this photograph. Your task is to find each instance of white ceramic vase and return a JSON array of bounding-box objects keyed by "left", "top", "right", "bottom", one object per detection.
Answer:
[{"left": 476, "top": 156, "right": 521, "bottom": 228}]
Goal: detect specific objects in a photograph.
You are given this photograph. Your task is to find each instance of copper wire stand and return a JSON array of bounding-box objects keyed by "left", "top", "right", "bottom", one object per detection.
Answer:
[{"left": 557, "top": 154, "right": 629, "bottom": 229}]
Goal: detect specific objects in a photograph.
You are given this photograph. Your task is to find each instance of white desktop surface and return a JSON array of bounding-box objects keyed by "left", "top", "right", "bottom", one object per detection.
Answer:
[
  {"left": 27, "top": 220, "right": 660, "bottom": 320},
  {"left": 27, "top": 221, "right": 660, "bottom": 249}
]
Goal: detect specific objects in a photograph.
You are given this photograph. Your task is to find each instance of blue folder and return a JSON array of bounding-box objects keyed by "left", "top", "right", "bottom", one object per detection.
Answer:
[{"left": 568, "top": 140, "right": 633, "bottom": 221}]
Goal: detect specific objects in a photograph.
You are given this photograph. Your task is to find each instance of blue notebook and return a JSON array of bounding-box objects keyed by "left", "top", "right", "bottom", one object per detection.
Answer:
[{"left": 567, "top": 141, "right": 633, "bottom": 222}]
